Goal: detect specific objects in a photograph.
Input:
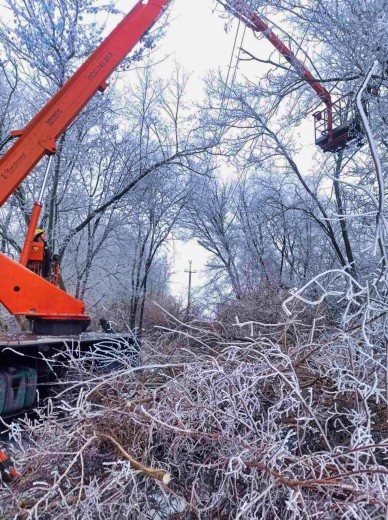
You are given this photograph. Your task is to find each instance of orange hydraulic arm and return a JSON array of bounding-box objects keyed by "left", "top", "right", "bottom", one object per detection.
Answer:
[
  {"left": 0, "top": 0, "right": 168, "bottom": 333},
  {"left": 222, "top": 1, "right": 334, "bottom": 146},
  {"left": 0, "top": 0, "right": 168, "bottom": 206}
]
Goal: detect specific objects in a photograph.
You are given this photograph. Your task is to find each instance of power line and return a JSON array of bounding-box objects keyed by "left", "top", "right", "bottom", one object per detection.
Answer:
[{"left": 216, "top": 11, "right": 247, "bottom": 142}]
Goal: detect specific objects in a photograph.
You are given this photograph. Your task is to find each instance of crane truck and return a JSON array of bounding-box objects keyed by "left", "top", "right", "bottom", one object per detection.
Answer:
[{"left": 0, "top": 0, "right": 364, "bottom": 420}]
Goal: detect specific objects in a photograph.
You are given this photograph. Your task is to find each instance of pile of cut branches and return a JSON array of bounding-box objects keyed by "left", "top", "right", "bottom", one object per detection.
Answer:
[{"left": 0, "top": 315, "right": 387, "bottom": 519}]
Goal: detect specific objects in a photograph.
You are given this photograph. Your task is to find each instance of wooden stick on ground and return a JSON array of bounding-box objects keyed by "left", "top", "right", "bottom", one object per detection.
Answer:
[{"left": 96, "top": 433, "right": 171, "bottom": 485}]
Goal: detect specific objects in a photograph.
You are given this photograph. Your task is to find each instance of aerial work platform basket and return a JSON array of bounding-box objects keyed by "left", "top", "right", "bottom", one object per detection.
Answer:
[{"left": 313, "top": 96, "right": 365, "bottom": 153}]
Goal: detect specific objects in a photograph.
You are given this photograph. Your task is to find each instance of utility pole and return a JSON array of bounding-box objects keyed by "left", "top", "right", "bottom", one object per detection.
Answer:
[{"left": 185, "top": 260, "right": 197, "bottom": 319}]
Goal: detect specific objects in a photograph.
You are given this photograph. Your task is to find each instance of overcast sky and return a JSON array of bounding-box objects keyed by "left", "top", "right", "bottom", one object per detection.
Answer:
[{"left": 117, "top": 0, "right": 233, "bottom": 75}]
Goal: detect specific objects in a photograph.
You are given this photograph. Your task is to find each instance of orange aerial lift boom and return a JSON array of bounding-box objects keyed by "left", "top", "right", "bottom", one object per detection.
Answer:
[
  {"left": 0, "top": 0, "right": 168, "bottom": 336},
  {"left": 223, "top": 0, "right": 363, "bottom": 153}
]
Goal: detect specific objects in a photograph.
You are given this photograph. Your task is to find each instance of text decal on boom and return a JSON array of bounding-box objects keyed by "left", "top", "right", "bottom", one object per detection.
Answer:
[{"left": 87, "top": 52, "right": 114, "bottom": 81}]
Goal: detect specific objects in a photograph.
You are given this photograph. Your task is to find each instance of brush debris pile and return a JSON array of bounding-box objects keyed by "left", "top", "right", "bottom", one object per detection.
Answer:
[{"left": 0, "top": 317, "right": 387, "bottom": 519}]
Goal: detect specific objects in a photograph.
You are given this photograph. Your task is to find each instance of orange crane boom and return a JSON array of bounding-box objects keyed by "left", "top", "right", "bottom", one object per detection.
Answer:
[
  {"left": 223, "top": 0, "right": 363, "bottom": 152},
  {"left": 0, "top": 0, "right": 167, "bottom": 206},
  {"left": 0, "top": 0, "right": 168, "bottom": 335}
]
